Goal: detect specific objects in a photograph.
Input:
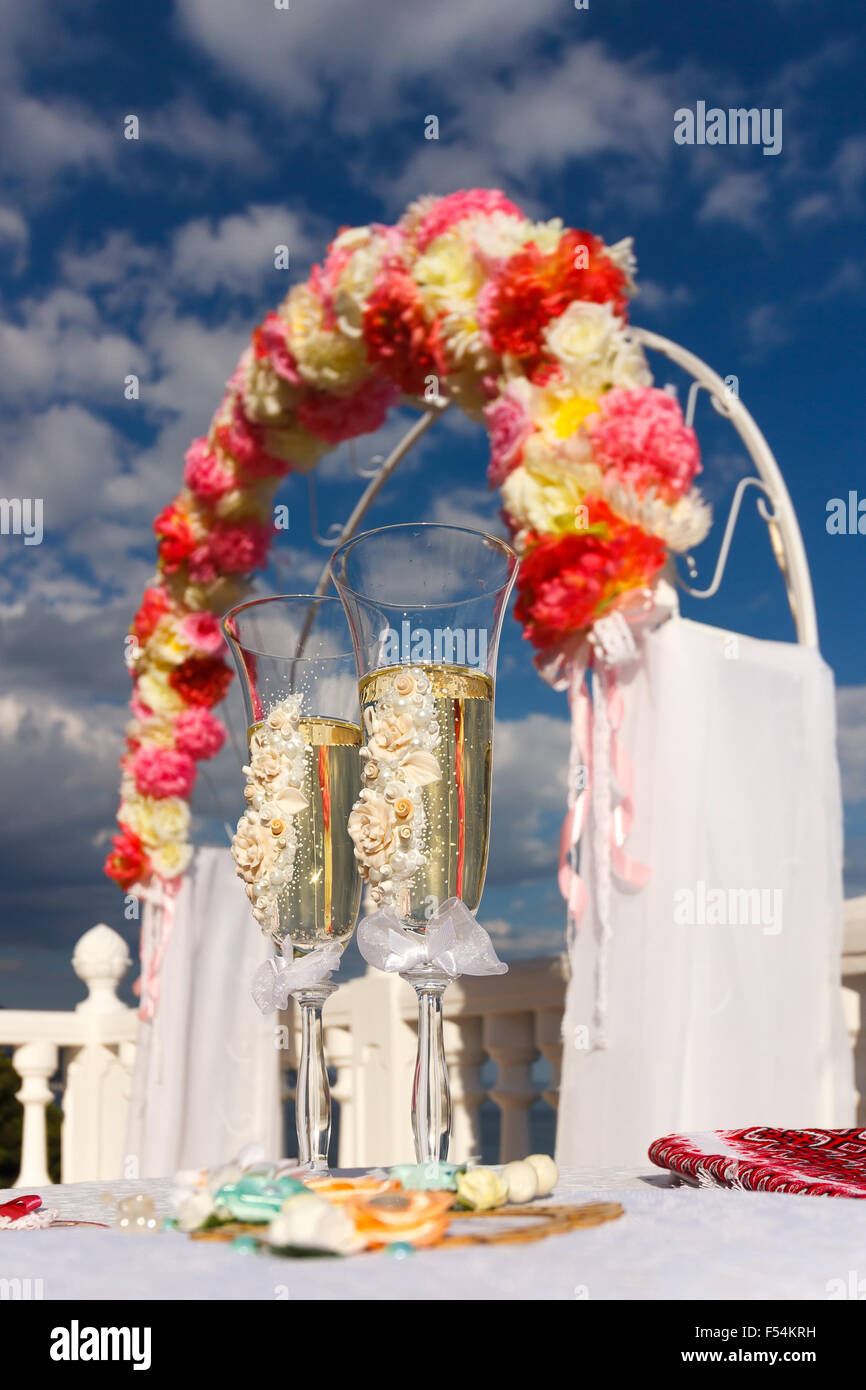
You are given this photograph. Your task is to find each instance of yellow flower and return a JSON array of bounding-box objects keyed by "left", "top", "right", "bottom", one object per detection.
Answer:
[
  {"left": 501, "top": 450, "right": 597, "bottom": 539},
  {"left": 242, "top": 351, "right": 298, "bottom": 424},
  {"left": 552, "top": 396, "right": 599, "bottom": 439},
  {"left": 414, "top": 231, "right": 484, "bottom": 314},
  {"left": 456, "top": 1168, "right": 508, "bottom": 1212},
  {"left": 262, "top": 424, "right": 327, "bottom": 473},
  {"left": 120, "top": 796, "right": 190, "bottom": 848},
  {"left": 149, "top": 841, "right": 193, "bottom": 880},
  {"left": 285, "top": 283, "right": 368, "bottom": 390},
  {"left": 137, "top": 667, "right": 185, "bottom": 717},
  {"left": 147, "top": 616, "right": 193, "bottom": 667}
]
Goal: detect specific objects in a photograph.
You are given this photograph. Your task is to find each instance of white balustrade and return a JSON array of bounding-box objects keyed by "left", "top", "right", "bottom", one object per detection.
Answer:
[
  {"left": 2, "top": 904, "right": 865, "bottom": 1183},
  {"left": 0, "top": 923, "right": 137, "bottom": 1187}
]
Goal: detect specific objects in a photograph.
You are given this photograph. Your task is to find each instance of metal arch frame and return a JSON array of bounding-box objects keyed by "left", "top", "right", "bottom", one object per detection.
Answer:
[{"left": 634, "top": 328, "right": 819, "bottom": 648}]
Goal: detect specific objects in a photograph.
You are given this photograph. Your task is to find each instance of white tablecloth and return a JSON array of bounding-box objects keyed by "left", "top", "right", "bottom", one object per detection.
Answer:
[{"left": 2, "top": 1169, "right": 865, "bottom": 1300}]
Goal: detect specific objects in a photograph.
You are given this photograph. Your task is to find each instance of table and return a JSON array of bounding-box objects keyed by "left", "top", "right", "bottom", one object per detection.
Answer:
[{"left": 2, "top": 1167, "right": 865, "bottom": 1300}]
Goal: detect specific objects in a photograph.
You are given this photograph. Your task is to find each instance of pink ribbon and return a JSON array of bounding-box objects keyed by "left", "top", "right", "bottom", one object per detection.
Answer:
[
  {"left": 132, "top": 877, "right": 180, "bottom": 1023},
  {"left": 557, "top": 660, "right": 650, "bottom": 941},
  {"left": 553, "top": 585, "right": 676, "bottom": 1047}
]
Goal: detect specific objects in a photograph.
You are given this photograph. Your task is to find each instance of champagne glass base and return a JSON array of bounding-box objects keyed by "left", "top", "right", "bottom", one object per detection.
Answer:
[
  {"left": 294, "top": 982, "right": 337, "bottom": 1174},
  {"left": 403, "top": 966, "right": 453, "bottom": 1164}
]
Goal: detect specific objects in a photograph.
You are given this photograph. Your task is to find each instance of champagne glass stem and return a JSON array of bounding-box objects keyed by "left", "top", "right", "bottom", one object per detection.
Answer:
[
  {"left": 294, "top": 983, "right": 337, "bottom": 1174},
  {"left": 407, "top": 971, "right": 452, "bottom": 1163}
]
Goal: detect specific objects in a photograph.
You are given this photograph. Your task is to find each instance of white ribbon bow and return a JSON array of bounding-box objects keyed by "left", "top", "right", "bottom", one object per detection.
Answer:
[
  {"left": 251, "top": 941, "right": 343, "bottom": 1014},
  {"left": 357, "top": 897, "right": 507, "bottom": 978}
]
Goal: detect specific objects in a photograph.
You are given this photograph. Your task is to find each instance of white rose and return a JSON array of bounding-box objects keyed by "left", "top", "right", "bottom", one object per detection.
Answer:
[
  {"left": 150, "top": 841, "right": 193, "bottom": 880},
  {"left": 149, "top": 797, "right": 191, "bottom": 845},
  {"left": 348, "top": 791, "right": 396, "bottom": 872},
  {"left": 543, "top": 301, "right": 621, "bottom": 371}
]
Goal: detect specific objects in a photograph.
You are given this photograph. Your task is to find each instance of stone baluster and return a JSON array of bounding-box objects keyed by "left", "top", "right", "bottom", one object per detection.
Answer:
[
  {"left": 444, "top": 1015, "right": 486, "bottom": 1162},
  {"left": 13, "top": 1041, "right": 58, "bottom": 1187},
  {"left": 484, "top": 1011, "right": 538, "bottom": 1161},
  {"left": 62, "top": 924, "right": 134, "bottom": 1183},
  {"left": 536, "top": 1007, "right": 563, "bottom": 1111},
  {"left": 324, "top": 1021, "right": 354, "bottom": 1168}
]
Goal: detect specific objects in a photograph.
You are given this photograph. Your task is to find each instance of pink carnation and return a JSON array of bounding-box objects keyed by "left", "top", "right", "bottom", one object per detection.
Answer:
[
  {"left": 184, "top": 438, "right": 235, "bottom": 502},
  {"left": 587, "top": 387, "right": 701, "bottom": 501},
  {"left": 130, "top": 685, "right": 153, "bottom": 722},
  {"left": 187, "top": 544, "right": 219, "bottom": 586},
  {"left": 132, "top": 745, "right": 196, "bottom": 800},
  {"left": 254, "top": 313, "right": 302, "bottom": 385},
  {"left": 207, "top": 520, "right": 272, "bottom": 574},
  {"left": 484, "top": 387, "right": 534, "bottom": 487},
  {"left": 216, "top": 401, "right": 290, "bottom": 481},
  {"left": 413, "top": 189, "right": 524, "bottom": 252},
  {"left": 179, "top": 611, "right": 225, "bottom": 655},
  {"left": 296, "top": 375, "right": 397, "bottom": 445},
  {"left": 173, "top": 707, "right": 226, "bottom": 761}
]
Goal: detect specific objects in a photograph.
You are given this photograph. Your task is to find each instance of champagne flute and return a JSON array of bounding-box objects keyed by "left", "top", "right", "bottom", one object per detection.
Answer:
[
  {"left": 223, "top": 595, "right": 362, "bottom": 1174},
  {"left": 329, "top": 524, "right": 518, "bottom": 1162}
]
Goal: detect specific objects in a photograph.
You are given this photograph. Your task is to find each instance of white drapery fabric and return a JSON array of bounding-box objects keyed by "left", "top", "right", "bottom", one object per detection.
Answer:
[
  {"left": 125, "top": 847, "right": 282, "bottom": 1177},
  {"left": 557, "top": 617, "right": 855, "bottom": 1169}
]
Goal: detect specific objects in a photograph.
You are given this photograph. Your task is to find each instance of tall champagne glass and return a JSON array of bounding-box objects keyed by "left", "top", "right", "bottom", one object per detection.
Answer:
[
  {"left": 329, "top": 524, "right": 518, "bottom": 1162},
  {"left": 223, "top": 595, "right": 362, "bottom": 1174}
]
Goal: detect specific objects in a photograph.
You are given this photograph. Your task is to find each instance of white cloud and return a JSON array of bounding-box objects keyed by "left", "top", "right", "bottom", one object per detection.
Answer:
[
  {"left": 635, "top": 280, "right": 693, "bottom": 315},
  {"left": 0, "top": 289, "right": 147, "bottom": 403},
  {"left": 489, "top": 712, "right": 571, "bottom": 883},
  {"left": 0, "top": 204, "right": 29, "bottom": 273},
  {"left": 168, "top": 205, "right": 322, "bottom": 295},
  {"left": 698, "top": 171, "right": 771, "bottom": 229}
]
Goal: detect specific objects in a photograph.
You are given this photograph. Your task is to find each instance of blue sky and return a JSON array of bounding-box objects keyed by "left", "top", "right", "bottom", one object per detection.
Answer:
[{"left": 1, "top": 0, "right": 864, "bottom": 1007}]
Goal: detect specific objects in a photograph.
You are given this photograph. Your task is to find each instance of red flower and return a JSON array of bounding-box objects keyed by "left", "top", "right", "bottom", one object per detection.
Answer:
[
  {"left": 362, "top": 264, "right": 447, "bottom": 397},
  {"left": 103, "top": 824, "right": 148, "bottom": 891},
  {"left": 513, "top": 501, "right": 666, "bottom": 649},
  {"left": 168, "top": 656, "right": 233, "bottom": 708},
  {"left": 154, "top": 503, "right": 197, "bottom": 573},
  {"left": 131, "top": 586, "right": 170, "bottom": 645},
  {"left": 480, "top": 230, "right": 628, "bottom": 361}
]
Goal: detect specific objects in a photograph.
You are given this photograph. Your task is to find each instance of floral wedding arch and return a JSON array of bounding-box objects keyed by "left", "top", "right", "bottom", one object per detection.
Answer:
[{"left": 106, "top": 187, "right": 724, "bottom": 894}]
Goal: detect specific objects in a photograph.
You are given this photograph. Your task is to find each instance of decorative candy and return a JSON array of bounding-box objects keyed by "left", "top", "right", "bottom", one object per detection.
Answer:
[
  {"left": 268, "top": 1191, "right": 363, "bottom": 1256},
  {"left": 388, "top": 1162, "right": 464, "bottom": 1192},
  {"left": 501, "top": 1160, "right": 539, "bottom": 1205},
  {"left": 213, "top": 1173, "right": 307, "bottom": 1223},
  {"left": 456, "top": 1167, "right": 509, "bottom": 1212},
  {"left": 231, "top": 1235, "right": 261, "bottom": 1253},
  {"left": 177, "top": 1190, "right": 217, "bottom": 1233},
  {"left": 383, "top": 1241, "right": 415, "bottom": 1259},
  {"left": 303, "top": 1176, "right": 398, "bottom": 1205},
  {"left": 342, "top": 1189, "right": 454, "bottom": 1248},
  {"left": 525, "top": 1154, "right": 559, "bottom": 1197}
]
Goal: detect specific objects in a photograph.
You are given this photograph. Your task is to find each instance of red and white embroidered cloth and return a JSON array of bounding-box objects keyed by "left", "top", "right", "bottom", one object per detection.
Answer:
[{"left": 649, "top": 1128, "right": 866, "bottom": 1198}]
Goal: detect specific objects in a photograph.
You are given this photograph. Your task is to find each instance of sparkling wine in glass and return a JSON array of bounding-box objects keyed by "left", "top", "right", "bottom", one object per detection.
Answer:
[
  {"left": 330, "top": 524, "right": 518, "bottom": 1162},
  {"left": 223, "top": 595, "right": 362, "bottom": 1173}
]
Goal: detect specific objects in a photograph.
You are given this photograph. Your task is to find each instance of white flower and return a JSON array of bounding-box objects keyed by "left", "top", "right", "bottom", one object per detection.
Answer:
[
  {"left": 605, "top": 236, "right": 638, "bottom": 296},
  {"left": 232, "top": 817, "right": 271, "bottom": 883},
  {"left": 241, "top": 349, "right": 297, "bottom": 424},
  {"left": 285, "top": 283, "right": 368, "bottom": 391},
  {"left": 543, "top": 301, "right": 623, "bottom": 372},
  {"left": 268, "top": 1192, "right": 363, "bottom": 1255},
  {"left": 122, "top": 795, "right": 190, "bottom": 849},
  {"left": 348, "top": 790, "right": 396, "bottom": 873},
  {"left": 136, "top": 668, "right": 185, "bottom": 717},
  {"left": 150, "top": 841, "right": 193, "bottom": 879}
]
